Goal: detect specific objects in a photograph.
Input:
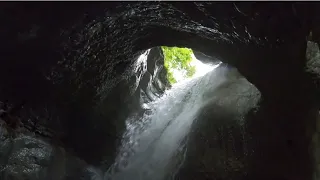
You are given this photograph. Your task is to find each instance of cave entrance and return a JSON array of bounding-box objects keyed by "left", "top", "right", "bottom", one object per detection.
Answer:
[
  {"left": 161, "top": 46, "right": 218, "bottom": 84},
  {"left": 108, "top": 47, "right": 261, "bottom": 179}
]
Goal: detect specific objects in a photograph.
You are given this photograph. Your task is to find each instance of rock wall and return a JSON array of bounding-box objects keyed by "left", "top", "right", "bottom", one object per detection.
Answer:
[
  {"left": 0, "top": 119, "right": 93, "bottom": 180},
  {"left": 176, "top": 67, "right": 261, "bottom": 180},
  {"left": 1, "top": 2, "right": 320, "bottom": 180},
  {"left": 0, "top": 46, "right": 169, "bottom": 179}
]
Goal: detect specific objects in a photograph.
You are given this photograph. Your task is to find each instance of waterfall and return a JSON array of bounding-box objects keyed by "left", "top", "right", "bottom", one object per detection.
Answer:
[
  {"left": 90, "top": 64, "right": 260, "bottom": 180},
  {"left": 102, "top": 64, "right": 228, "bottom": 180}
]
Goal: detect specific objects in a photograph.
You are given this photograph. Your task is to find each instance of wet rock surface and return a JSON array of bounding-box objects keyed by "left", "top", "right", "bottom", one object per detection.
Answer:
[
  {"left": 0, "top": 118, "right": 94, "bottom": 180},
  {"left": 140, "top": 47, "right": 170, "bottom": 102},
  {"left": 1, "top": 2, "right": 320, "bottom": 180},
  {"left": 175, "top": 67, "right": 261, "bottom": 180}
]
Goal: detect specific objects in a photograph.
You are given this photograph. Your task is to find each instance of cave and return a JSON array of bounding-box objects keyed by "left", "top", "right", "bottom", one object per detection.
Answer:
[{"left": 1, "top": 2, "right": 320, "bottom": 180}]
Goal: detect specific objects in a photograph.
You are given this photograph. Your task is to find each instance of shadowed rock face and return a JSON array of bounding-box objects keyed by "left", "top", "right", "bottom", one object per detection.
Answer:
[{"left": 1, "top": 2, "right": 320, "bottom": 180}]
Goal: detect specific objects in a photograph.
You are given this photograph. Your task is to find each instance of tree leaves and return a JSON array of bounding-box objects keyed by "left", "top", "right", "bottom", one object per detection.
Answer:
[{"left": 161, "top": 46, "right": 196, "bottom": 84}]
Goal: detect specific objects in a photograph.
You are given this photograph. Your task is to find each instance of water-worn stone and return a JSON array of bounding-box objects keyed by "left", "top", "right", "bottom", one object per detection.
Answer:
[
  {"left": 1, "top": 2, "right": 320, "bottom": 180},
  {"left": 0, "top": 128, "right": 106, "bottom": 180}
]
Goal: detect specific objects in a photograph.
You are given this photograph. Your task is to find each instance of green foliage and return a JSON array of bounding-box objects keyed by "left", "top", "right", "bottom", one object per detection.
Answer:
[{"left": 161, "top": 46, "right": 196, "bottom": 84}]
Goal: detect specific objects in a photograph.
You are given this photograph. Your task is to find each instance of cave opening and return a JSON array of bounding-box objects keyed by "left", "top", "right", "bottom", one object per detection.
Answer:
[
  {"left": 1, "top": 2, "right": 320, "bottom": 180},
  {"left": 160, "top": 46, "right": 219, "bottom": 85},
  {"left": 103, "top": 45, "right": 260, "bottom": 180}
]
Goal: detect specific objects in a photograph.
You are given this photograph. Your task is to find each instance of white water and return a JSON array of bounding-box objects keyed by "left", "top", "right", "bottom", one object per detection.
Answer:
[
  {"left": 97, "top": 64, "right": 241, "bottom": 180},
  {"left": 84, "top": 61, "right": 262, "bottom": 180},
  {"left": 86, "top": 64, "right": 261, "bottom": 180}
]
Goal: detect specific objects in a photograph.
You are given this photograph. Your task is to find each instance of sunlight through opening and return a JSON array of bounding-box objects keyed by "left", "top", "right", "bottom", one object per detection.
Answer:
[{"left": 171, "top": 53, "right": 219, "bottom": 82}]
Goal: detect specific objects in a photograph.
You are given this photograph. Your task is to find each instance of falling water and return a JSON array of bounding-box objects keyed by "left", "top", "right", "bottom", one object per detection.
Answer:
[{"left": 96, "top": 64, "right": 246, "bottom": 180}]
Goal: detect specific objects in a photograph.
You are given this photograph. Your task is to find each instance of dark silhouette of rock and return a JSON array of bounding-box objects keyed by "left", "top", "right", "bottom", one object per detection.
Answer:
[{"left": 0, "top": 2, "right": 320, "bottom": 180}]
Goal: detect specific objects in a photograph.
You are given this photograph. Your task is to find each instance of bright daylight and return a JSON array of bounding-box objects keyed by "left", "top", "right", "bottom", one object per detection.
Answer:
[{"left": 161, "top": 46, "right": 216, "bottom": 84}]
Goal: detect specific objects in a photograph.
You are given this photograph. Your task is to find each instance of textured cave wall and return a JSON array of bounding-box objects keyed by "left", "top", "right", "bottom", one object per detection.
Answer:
[
  {"left": 176, "top": 67, "right": 261, "bottom": 180},
  {"left": 305, "top": 41, "right": 320, "bottom": 180},
  {"left": 1, "top": 2, "right": 320, "bottom": 179},
  {"left": 0, "top": 2, "right": 171, "bottom": 167},
  {"left": 140, "top": 47, "right": 171, "bottom": 102}
]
